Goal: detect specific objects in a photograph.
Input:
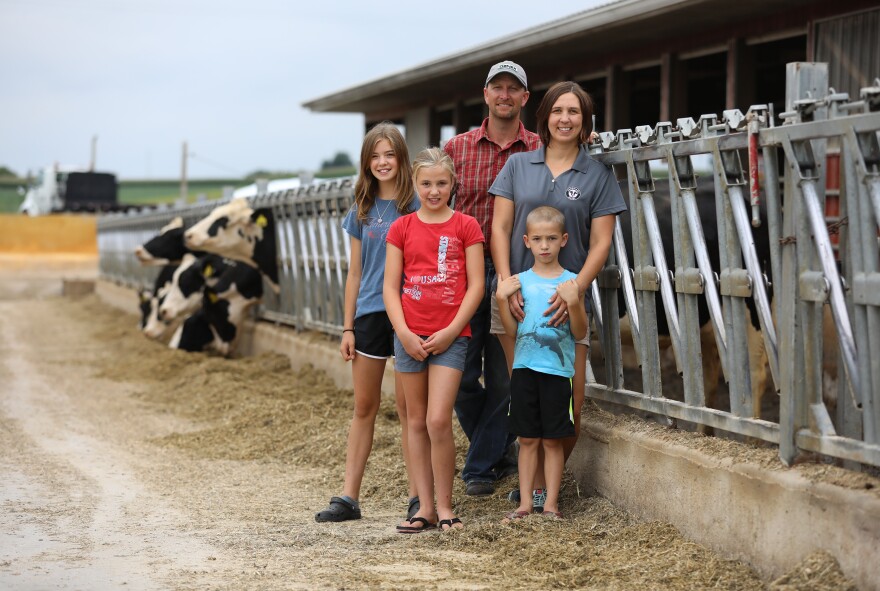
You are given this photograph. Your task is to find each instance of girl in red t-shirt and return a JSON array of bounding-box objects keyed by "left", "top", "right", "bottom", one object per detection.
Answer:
[{"left": 384, "top": 148, "right": 485, "bottom": 532}]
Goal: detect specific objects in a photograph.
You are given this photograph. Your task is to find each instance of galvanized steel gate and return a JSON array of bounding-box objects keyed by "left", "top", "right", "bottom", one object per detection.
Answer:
[
  {"left": 97, "top": 65, "right": 880, "bottom": 469},
  {"left": 587, "top": 65, "right": 880, "bottom": 468}
]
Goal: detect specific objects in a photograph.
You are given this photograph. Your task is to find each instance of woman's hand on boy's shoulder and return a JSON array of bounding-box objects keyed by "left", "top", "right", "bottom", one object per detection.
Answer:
[
  {"left": 556, "top": 278, "right": 581, "bottom": 306},
  {"left": 496, "top": 274, "right": 521, "bottom": 300}
]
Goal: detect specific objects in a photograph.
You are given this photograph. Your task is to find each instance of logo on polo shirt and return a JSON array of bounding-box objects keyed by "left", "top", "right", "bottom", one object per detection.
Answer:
[{"left": 565, "top": 187, "right": 581, "bottom": 200}]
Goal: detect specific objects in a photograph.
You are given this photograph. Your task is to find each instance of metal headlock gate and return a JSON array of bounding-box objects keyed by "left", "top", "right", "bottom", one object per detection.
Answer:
[{"left": 97, "top": 65, "right": 880, "bottom": 469}]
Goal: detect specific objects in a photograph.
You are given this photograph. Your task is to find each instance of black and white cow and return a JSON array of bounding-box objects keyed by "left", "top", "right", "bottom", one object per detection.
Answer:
[
  {"left": 134, "top": 217, "right": 191, "bottom": 266},
  {"left": 183, "top": 198, "right": 280, "bottom": 293},
  {"left": 158, "top": 253, "right": 230, "bottom": 323},
  {"left": 135, "top": 217, "right": 197, "bottom": 338},
  {"left": 167, "top": 261, "right": 264, "bottom": 356},
  {"left": 138, "top": 263, "right": 179, "bottom": 339}
]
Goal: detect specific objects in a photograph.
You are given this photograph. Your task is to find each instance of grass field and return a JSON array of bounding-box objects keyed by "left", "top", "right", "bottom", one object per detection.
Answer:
[
  {"left": 119, "top": 179, "right": 240, "bottom": 206},
  {"left": 0, "top": 180, "right": 24, "bottom": 213}
]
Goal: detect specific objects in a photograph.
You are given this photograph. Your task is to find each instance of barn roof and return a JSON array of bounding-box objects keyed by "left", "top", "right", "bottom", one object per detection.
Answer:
[{"left": 302, "top": 0, "right": 826, "bottom": 115}]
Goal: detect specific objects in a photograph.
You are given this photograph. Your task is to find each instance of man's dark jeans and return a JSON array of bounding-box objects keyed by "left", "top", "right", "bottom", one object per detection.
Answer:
[{"left": 454, "top": 263, "right": 515, "bottom": 484}]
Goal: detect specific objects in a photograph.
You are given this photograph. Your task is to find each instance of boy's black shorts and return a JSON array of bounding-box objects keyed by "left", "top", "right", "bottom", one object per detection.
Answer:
[{"left": 508, "top": 367, "right": 575, "bottom": 439}]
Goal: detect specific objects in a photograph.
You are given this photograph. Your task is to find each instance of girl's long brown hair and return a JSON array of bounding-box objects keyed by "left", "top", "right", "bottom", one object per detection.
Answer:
[{"left": 353, "top": 122, "right": 415, "bottom": 221}]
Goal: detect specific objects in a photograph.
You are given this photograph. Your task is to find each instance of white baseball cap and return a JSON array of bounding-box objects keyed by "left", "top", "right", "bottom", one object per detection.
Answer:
[{"left": 485, "top": 61, "right": 528, "bottom": 89}]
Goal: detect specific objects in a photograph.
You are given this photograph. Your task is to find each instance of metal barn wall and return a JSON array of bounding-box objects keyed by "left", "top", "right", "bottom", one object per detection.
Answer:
[{"left": 815, "top": 8, "right": 880, "bottom": 98}]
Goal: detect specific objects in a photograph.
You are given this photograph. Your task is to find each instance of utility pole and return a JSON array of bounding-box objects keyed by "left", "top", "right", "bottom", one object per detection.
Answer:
[
  {"left": 89, "top": 135, "right": 97, "bottom": 171},
  {"left": 180, "top": 140, "right": 188, "bottom": 203}
]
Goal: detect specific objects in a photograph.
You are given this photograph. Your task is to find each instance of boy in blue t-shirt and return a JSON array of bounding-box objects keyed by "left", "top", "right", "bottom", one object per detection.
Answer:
[{"left": 496, "top": 205, "right": 587, "bottom": 521}]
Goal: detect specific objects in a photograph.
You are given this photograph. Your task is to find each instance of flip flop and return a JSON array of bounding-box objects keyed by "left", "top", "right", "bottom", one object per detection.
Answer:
[
  {"left": 406, "top": 496, "right": 420, "bottom": 520},
  {"left": 541, "top": 510, "right": 564, "bottom": 520},
  {"left": 396, "top": 516, "right": 436, "bottom": 533},
  {"left": 502, "top": 510, "right": 531, "bottom": 523},
  {"left": 438, "top": 517, "right": 462, "bottom": 531}
]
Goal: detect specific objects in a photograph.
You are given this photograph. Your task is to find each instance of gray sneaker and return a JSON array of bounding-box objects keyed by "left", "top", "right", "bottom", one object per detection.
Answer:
[
  {"left": 508, "top": 488, "right": 546, "bottom": 512},
  {"left": 533, "top": 488, "right": 547, "bottom": 512}
]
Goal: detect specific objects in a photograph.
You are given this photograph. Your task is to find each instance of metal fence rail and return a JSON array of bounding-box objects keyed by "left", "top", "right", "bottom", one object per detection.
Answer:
[{"left": 97, "top": 71, "right": 880, "bottom": 469}]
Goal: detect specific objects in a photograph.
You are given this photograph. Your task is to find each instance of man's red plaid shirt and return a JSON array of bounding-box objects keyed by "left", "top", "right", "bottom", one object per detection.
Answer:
[{"left": 444, "top": 119, "right": 541, "bottom": 254}]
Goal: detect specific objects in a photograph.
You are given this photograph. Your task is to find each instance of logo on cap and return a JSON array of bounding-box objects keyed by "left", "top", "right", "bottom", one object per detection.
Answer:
[{"left": 485, "top": 60, "right": 528, "bottom": 89}]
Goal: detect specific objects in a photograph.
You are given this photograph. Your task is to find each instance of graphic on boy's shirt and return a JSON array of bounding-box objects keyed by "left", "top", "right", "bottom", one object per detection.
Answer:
[
  {"left": 514, "top": 274, "right": 576, "bottom": 374},
  {"left": 518, "top": 323, "right": 568, "bottom": 366}
]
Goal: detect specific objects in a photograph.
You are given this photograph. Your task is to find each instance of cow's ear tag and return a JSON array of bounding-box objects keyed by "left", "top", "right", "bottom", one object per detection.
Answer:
[
  {"left": 208, "top": 292, "right": 219, "bottom": 303},
  {"left": 256, "top": 214, "right": 268, "bottom": 228},
  {"left": 203, "top": 264, "right": 213, "bottom": 277}
]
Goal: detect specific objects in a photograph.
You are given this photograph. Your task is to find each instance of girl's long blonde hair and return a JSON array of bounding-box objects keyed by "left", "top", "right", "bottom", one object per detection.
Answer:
[{"left": 353, "top": 122, "right": 415, "bottom": 222}]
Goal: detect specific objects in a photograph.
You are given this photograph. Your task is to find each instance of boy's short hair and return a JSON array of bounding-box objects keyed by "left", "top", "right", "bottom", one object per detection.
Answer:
[{"left": 525, "top": 206, "right": 565, "bottom": 233}]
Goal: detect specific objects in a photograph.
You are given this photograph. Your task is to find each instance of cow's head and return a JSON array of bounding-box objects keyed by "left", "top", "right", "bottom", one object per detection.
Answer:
[
  {"left": 137, "top": 289, "right": 153, "bottom": 330},
  {"left": 158, "top": 253, "right": 205, "bottom": 322},
  {"left": 184, "top": 198, "right": 279, "bottom": 294},
  {"left": 184, "top": 199, "right": 263, "bottom": 262},
  {"left": 139, "top": 288, "right": 172, "bottom": 339},
  {"left": 135, "top": 217, "right": 186, "bottom": 266}
]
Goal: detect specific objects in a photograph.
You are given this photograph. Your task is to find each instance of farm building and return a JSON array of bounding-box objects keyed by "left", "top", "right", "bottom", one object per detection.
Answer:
[{"left": 303, "top": 0, "right": 879, "bottom": 145}]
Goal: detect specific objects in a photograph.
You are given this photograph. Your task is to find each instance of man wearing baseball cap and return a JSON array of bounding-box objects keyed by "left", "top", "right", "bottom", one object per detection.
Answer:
[
  {"left": 444, "top": 60, "right": 540, "bottom": 497},
  {"left": 485, "top": 60, "right": 529, "bottom": 89}
]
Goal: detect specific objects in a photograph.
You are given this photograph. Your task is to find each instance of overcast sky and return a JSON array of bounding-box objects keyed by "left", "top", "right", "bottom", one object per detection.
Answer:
[{"left": 1, "top": 0, "right": 609, "bottom": 180}]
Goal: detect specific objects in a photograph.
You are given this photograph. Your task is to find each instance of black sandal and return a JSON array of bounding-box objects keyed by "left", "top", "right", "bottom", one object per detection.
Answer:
[
  {"left": 315, "top": 496, "right": 361, "bottom": 523},
  {"left": 396, "top": 516, "right": 436, "bottom": 533},
  {"left": 406, "top": 496, "right": 420, "bottom": 520},
  {"left": 438, "top": 517, "right": 462, "bottom": 531}
]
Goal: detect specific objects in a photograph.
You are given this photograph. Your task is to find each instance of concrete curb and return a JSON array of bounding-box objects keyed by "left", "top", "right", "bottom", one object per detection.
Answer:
[{"left": 570, "top": 417, "right": 879, "bottom": 590}]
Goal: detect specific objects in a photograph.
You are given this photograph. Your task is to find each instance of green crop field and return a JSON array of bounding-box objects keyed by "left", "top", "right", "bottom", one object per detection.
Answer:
[
  {"left": 0, "top": 179, "right": 24, "bottom": 213},
  {"left": 118, "top": 179, "right": 242, "bottom": 206},
  {"left": 0, "top": 178, "right": 240, "bottom": 213}
]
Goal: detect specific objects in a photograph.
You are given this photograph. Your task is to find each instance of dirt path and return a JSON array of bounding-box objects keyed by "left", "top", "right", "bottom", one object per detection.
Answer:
[{"left": 0, "top": 256, "right": 859, "bottom": 590}]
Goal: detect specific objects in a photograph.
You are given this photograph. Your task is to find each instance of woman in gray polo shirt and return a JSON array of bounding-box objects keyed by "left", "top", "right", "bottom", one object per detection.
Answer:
[{"left": 489, "top": 80, "right": 627, "bottom": 477}]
